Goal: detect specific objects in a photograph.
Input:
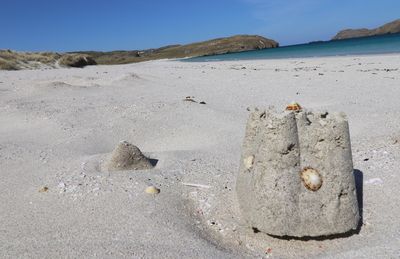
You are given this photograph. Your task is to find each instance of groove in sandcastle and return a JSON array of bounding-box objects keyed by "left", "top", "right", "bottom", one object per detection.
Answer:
[
  {"left": 236, "top": 107, "right": 360, "bottom": 237},
  {"left": 106, "top": 141, "right": 154, "bottom": 171}
]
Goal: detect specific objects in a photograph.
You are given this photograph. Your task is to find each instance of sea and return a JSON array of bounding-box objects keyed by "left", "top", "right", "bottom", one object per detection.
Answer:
[{"left": 185, "top": 33, "right": 400, "bottom": 62}]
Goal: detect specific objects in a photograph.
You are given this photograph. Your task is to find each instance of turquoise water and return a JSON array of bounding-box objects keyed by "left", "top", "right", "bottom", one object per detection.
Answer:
[{"left": 185, "top": 33, "right": 400, "bottom": 62}]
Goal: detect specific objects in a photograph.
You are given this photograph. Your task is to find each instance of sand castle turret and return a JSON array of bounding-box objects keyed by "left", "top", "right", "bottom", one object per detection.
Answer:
[
  {"left": 106, "top": 141, "right": 154, "bottom": 171},
  {"left": 236, "top": 108, "right": 359, "bottom": 237}
]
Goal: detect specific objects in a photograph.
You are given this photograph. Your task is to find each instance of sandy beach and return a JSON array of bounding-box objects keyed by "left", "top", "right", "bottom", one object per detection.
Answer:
[{"left": 1, "top": 54, "right": 399, "bottom": 258}]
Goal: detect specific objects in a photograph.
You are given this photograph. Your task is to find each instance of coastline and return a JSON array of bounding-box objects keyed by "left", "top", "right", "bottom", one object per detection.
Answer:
[
  {"left": 185, "top": 33, "right": 400, "bottom": 62},
  {"left": 180, "top": 51, "right": 400, "bottom": 63},
  {"left": 1, "top": 53, "right": 399, "bottom": 258}
]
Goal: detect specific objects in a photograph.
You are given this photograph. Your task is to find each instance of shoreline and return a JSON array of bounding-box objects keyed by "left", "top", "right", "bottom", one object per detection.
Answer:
[{"left": 182, "top": 50, "right": 400, "bottom": 63}]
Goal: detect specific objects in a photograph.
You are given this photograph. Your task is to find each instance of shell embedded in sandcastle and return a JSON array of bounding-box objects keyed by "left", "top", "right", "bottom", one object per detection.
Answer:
[
  {"left": 236, "top": 107, "right": 360, "bottom": 237},
  {"left": 106, "top": 141, "right": 154, "bottom": 171}
]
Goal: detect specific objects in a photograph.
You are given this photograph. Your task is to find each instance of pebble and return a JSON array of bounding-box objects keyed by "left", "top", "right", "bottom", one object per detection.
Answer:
[
  {"left": 243, "top": 155, "right": 255, "bottom": 170},
  {"left": 39, "top": 186, "right": 49, "bottom": 193}
]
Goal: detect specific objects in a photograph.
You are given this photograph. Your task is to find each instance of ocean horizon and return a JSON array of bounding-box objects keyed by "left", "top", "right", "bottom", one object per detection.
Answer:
[{"left": 185, "top": 33, "right": 400, "bottom": 62}]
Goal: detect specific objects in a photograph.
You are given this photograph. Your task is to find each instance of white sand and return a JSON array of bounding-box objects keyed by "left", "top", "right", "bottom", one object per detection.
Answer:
[{"left": 1, "top": 54, "right": 399, "bottom": 258}]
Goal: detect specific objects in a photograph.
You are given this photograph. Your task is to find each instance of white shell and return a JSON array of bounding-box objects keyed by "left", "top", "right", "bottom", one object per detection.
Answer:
[
  {"left": 300, "top": 167, "right": 322, "bottom": 191},
  {"left": 244, "top": 155, "right": 255, "bottom": 170},
  {"left": 145, "top": 186, "right": 160, "bottom": 194}
]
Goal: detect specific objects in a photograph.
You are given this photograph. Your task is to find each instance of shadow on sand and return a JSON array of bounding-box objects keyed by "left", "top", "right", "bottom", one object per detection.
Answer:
[{"left": 149, "top": 158, "right": 159, "bottom": 167}]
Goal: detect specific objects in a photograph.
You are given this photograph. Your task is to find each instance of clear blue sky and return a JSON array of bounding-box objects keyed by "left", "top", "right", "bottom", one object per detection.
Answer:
[{"left": 1, "top": 0, "right": 400, "bottom": 52}]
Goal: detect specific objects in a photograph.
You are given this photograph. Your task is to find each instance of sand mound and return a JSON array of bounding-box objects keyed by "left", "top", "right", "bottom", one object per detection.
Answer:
[
  {"left": 105, "top": 141, "right": 155, "bottom": 171},
  {"left": 47, "top": 81, "right": 74, "bottom": 88},
  {"left": 111, "top": 72, "right": 143, "bottom": 83}
]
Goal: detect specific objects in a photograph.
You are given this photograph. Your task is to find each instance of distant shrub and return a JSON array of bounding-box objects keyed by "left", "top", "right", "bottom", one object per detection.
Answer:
[{"left": 0, "top": 58, "right": 18, "bottom": 70}]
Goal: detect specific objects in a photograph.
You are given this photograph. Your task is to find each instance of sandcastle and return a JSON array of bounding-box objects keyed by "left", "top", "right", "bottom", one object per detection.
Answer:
[
  {"left": 236, "top": 107, "right": 360, "bottom": 237},
  {"left": 106, "top": 141, "right": 154, "bottom": 171}
]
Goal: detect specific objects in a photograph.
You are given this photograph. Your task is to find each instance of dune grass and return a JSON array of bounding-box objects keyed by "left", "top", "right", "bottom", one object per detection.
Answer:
[{"left": 0, "top": 50, "right": 61, "bottom": 70}]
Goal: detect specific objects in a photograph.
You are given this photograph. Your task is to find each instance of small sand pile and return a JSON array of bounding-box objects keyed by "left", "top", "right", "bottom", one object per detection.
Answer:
[{"left": 106, "top": 141, "right": 154, "bottom": 171}]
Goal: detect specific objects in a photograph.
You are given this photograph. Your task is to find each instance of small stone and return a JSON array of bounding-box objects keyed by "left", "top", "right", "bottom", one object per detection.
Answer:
[
  {"left": 145, "top": 186, "right": 160, "bottom": 194},
  {"left": 243, "top": 155, "right": 255, "bottom": 170},
  {"left": 39, "top": 186, "right": 49, "bottom": 193}
]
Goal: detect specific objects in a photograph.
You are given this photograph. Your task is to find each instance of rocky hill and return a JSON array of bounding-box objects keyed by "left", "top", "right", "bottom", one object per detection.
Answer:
[
  {"left": 332, "top": 19, "right": 400, "bottom": 40},
  {"left": 0, "top": 35, "right": 278, "bottom": 70},
  {"left": 75, "top": 35, "right": 278, "bottom": 65}
]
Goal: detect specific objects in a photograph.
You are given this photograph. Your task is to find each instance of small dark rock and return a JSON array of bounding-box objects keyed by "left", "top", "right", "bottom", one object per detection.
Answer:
[{"left": 59, "top": 54, "right": 96, "bottom": 68}]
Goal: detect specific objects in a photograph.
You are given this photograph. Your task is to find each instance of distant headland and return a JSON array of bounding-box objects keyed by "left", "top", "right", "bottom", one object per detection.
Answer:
[{"left": 332, "top": 18, "right": 400, "bottom": 40}]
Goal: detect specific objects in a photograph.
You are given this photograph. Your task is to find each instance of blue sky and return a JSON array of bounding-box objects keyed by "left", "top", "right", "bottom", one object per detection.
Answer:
[{"left": 1, "top": 0, "right": 400, "bottom": 52}]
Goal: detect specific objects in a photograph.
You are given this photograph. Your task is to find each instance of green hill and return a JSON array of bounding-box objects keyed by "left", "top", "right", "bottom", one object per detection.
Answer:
[{"left": 0, "top": 35, "right": 278, "bottom": 70}]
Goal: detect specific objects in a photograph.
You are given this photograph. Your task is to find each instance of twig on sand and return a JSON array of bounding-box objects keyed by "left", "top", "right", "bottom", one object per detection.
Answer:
[
  {"left": 181, "top": 182, "right": 211, "bottom": 189},
  {"left": 183, "top": 96, "right": 197, "bottom": 103}
]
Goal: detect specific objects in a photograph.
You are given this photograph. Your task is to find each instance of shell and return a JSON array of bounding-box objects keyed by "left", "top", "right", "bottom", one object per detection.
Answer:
[
  {"left": 145, "top": 186, "right": 160, "bottom": 194},
  {"left": 300, "top": 167, "right": 322, "bottom": 191},
  {"left": 243, "top": 155, "right": 255, "bottom": 170},
  {"left": 286, "top": 102, "right": 302, "bottom": 111}
]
